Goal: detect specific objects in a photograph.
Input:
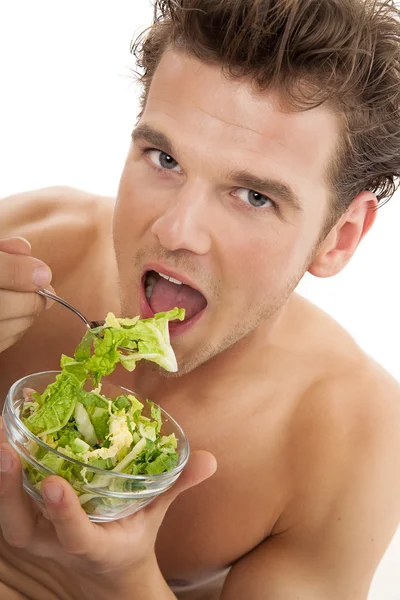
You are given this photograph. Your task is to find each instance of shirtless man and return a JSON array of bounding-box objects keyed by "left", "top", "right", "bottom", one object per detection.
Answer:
[{"left": 1, "top": 1, "right": 400, "bottom": 599}]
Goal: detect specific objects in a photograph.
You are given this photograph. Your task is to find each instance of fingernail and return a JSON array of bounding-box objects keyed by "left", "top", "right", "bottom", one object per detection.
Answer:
[
  {"left": 0, "top": 449, "right": 13, "bottom": 472},
  {"left": 15, "top": 236, "right": 32, "bottom": 250},
  {"left": 44, "top": 482, "right": 63, "bottom": 503},
  {"left": 33, "top": 266, "right": 52, "bottom": 287},
  {"left": 45, "top": 298, "right": 55, "bottom": 310}
]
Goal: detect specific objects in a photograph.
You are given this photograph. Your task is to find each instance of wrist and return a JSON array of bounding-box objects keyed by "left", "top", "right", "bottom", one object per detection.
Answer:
[{"left": 77, "top": 554, "right": 176, "bottom": 600}]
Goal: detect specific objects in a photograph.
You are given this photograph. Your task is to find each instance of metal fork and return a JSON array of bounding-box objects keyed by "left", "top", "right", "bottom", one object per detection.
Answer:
[
  {"left": 36, "top": 289, "right": 132, "bottom": 352},
  {"left": 36, "top": 289, "right": 131, "bottom": 351},
  {"left": 36, "top": 289, "right": 105, "bottom": 330}
]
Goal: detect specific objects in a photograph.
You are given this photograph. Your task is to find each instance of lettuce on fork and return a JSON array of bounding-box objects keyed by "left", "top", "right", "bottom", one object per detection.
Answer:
[{"left": 19, "top": 308, "right": 185, "bottom": 515}]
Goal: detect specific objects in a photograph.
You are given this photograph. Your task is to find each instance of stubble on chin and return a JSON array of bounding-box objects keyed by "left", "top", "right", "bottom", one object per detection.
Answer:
[{"left": 114, "top": 243, "right": 313, "bottom": 377}]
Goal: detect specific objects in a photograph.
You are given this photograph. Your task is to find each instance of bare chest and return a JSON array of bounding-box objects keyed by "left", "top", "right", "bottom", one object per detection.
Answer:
[{"left": 144, "top": 390, "right": 288, "bottom": 596}]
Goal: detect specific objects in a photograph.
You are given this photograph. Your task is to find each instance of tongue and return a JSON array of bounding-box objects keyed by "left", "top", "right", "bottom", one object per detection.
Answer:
[{"left": 149, "top": 278, "right": 207, "bottom": 320}]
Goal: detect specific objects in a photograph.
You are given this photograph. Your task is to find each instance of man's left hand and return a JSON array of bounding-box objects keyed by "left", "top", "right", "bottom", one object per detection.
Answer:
[{"left": 0, "top": 418, "right": 217, "bottom": 595}]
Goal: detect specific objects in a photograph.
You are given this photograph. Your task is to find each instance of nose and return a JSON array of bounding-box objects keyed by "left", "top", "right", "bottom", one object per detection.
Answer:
[{"left": 151, "top": 183, "right": 212, "bottom": 255}]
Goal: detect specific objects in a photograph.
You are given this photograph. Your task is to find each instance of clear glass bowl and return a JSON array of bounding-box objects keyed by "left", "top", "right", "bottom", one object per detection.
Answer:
[{"left": 2, "top": 371, "right": 189, "bottom": 522}]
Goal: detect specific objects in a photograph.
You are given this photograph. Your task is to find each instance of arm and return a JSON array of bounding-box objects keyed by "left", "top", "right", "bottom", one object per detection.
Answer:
[
  {"left": 77, "top": 554, "right": 178, "bottom": 600},
  {"left": 0, "top": 185, "right": 110, "bottom": 399},
  {"left": 220, "top": 530, "right": 374, "bottom": 600},
  {"left": 221, "top": 536, "right": 341, "bottom": 600},
  {"left": 221, "top": 372, "right": 400, "bottom": 600},
  {"left": 221, "top": 482, "right": 400, "bottom": 600}
]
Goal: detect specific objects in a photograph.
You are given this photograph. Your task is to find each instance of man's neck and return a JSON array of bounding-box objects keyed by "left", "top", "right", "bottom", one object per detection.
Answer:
[{"left": 129, "top": 294, "right": 295, "bottom": 404}]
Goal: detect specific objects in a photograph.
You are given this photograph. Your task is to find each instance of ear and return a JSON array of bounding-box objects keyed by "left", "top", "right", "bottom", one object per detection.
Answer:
[{"left": 308, "top": 191, "right": 377, "bottom": 278}]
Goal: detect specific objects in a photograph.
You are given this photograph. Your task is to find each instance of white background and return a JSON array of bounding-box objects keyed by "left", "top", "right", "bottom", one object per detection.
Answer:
[{"left": 0, "top": 1, "right": 399, "bottom": 597}]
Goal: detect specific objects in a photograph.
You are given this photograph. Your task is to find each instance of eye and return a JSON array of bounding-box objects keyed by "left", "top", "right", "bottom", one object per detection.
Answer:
[
  {"left": 147, "top": 149, "right": 182, "bottom": 172},
  {"left": 235, "top": 188, "right": 275, "bottom": 209}
]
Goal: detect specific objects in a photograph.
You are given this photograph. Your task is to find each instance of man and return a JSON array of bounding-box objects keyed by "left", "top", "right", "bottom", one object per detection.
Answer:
[{"left": 0, "top": 0, "right": 400, "bottom": 598}]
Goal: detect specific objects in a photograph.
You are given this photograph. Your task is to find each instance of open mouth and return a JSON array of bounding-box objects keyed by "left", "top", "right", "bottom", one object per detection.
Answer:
[{"left": 141, "top": 269, "right": 208, "bottom": 334}]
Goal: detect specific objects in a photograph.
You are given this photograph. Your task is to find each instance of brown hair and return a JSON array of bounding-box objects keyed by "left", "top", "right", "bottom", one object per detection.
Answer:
[{"left": 131, "top": 0, "right": 400, "bottom": 229}]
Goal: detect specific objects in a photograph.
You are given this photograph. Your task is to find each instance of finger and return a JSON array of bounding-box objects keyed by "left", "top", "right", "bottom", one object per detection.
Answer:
[
  {"left": 41, "top": 476, "right": 99, "bottom": 557},
  {"left": 0, "top": 282, "right": 57, "bottom": 319},
  {"left": 146, "top": 450, "right": 217, "bottom": 522},
  {"left": 0, "top": 437, "right": 36, "bottom": 549},
  {"left": 36, "top": 283, "right": 56, "bottom": 309},
  {"left": 0, "top": 289, "right": 48, "bottom": 320},
  {"left": 0, "top": 316, "right": 36, "bottom": 340},
  {"left": 0, "top": 251, "right": 52, "bottom": 292},
  {"left": 0, "top": 417, "right": 6, "bottom": 444},
  {"left": 0, "top": 237, "right": 32, "bottom": 255},
  {"left": 0, "top": 291, "right": 55, "bottom": 350},
  {"left": 0, "top": 332, "right": 27, "bottom": 354}
]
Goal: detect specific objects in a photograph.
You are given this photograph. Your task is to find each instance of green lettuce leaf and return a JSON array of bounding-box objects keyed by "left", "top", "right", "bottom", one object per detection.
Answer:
[
  {"left": 148, "top": 401, "right": 162, "bottom": 433},
  {"left": 113, "top": 395, "right": 131, "bottom": 411},
  {"left": 74, "top": 402, "right": 97, "bottom": 446},
  {"left": 80, "top": 391, "right": 108, "bottom": 409},
  {"left": 56, "top": 430, "right": 80, "bottom": 448},
  {"left": 145, "top": 452, "right": 179, "bottom": 474},
  {"left": 60, "top": 355, "right": 88, "bottom": 384},
  {"left": 106, "top": 308, "right": 185, "bottom": 373},
  {"left": 86, "top": 406, "right": 109, "bottom": 441},
  {"left": 74, "top": 330, "right": 96, "bottom": 362},
  {"left": 23, "top": 372, "right": 80, "bottom": 436}
]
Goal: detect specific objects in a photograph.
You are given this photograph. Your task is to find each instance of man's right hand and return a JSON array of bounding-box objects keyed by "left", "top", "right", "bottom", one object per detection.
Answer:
[{"left": 0, "top": 237, "right": 55, "bottom": 353}]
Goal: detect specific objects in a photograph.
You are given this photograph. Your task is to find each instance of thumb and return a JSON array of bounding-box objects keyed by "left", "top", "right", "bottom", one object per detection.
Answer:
[{"left": 147, "top": 450, "right": 217, "bottom": 521}]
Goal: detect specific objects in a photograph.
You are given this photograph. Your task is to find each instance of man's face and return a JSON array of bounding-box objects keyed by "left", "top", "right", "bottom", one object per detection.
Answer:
[{"left": 113, "top": 49, "right": 340, "bottom": 373}]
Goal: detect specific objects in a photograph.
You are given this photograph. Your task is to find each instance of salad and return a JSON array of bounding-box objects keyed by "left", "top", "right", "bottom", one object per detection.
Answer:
[{"left": 19, "top": 307, "right": 185, "bottom": 512}]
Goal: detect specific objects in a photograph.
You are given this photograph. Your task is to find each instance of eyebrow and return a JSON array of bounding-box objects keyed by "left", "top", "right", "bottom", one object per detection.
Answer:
[
  {"left": 224, "top": 169, "right": 303, "bottom": 213},
  {"left": 132, "top": 124, "right": 175, "bottom": 157},
  {"left": 131, "top": 124, "right": 303, "bottom": 213}
]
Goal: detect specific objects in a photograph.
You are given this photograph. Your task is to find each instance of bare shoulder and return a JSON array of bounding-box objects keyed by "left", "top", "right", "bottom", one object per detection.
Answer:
[
  {"left": 221, "top": 353, "right": 400, "bottom": 599},
  {"left": 308, "top": 355, "right": 400, "bottom": 470},
  {"left": 0, "top": 186, "right": 114, "bottom": 283},
  {"left": 278, "top": 329, "right": 400, "bottom": 539},
  {"left": 273, "top": 310, "right": 400, "bottom": 598},
  {"left": 288, "top": 297, "right": 400, "bottom": 484},
  {"left": 0, "top": 185, "right": 113, "bottom": 232},
  {"left": 301, "top": 347, "right": 400, "bottom": 443}
]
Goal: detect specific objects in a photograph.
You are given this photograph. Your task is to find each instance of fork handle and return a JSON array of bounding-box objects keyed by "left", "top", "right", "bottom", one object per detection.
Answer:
[{"left": 36, "top": 289, "right": 92, "bottom": 330}]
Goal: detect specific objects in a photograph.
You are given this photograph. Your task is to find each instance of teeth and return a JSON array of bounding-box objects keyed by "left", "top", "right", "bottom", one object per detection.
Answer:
[
  {"left": 145, "top": 270, "right": 183, "bottom": 301},
  {"left": 157, "top": 272, "right": 183, "bottom": 285},
  {"left": 145, "top": 281, "right": 156, "bottom": 300},
  {"left": 169, "top": 276, "right": 183, "bottom": 285}
]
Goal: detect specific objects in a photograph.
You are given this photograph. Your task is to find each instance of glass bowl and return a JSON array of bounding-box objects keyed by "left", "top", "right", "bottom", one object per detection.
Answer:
[{"left": 2, "top": 371, "right": 189, "bottom": 522}]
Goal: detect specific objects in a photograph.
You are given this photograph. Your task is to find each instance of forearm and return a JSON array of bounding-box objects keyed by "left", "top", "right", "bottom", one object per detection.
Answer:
[
  {"left": 78, "top": 555, "right": 177, "bottom": 600},
  {"left": 0, "top": 542, "right": 176, "bottom": 600}
]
